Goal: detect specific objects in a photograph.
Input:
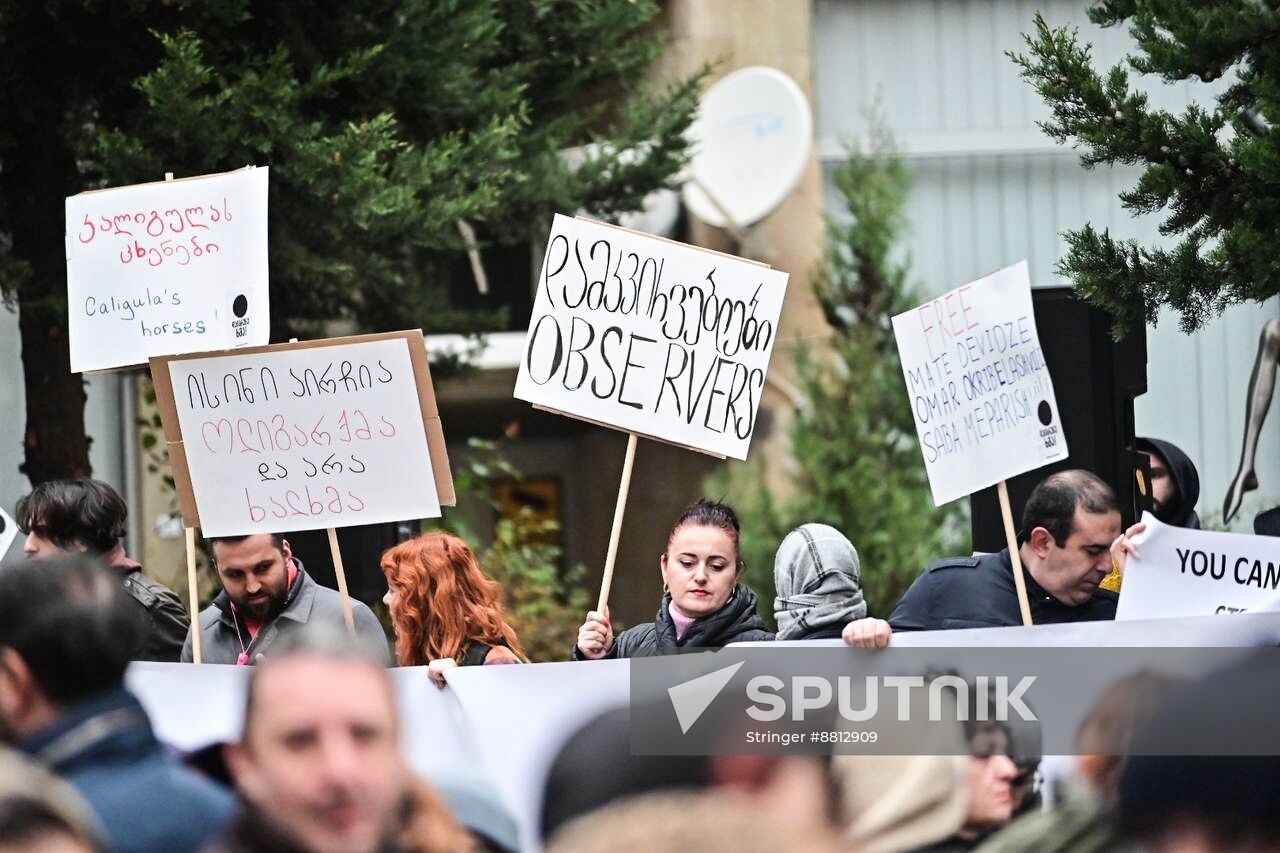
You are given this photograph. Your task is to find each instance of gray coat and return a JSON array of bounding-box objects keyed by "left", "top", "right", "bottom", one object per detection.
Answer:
[{"left": 181, "top": 561, "right": 390, "bottom": 665}]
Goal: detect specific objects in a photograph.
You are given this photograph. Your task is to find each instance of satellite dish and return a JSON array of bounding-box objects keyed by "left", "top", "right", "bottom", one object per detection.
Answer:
[{"left": 683, "top": 66, "right": 813, "bottom": 229}]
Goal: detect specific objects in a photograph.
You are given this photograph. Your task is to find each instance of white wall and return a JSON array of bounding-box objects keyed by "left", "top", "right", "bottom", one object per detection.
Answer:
[{"left": 813, "top": 0, "right": 1280, "bottom": 530}]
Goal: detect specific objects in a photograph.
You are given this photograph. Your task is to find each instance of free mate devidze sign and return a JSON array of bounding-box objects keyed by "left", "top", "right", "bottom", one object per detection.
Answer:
[
  {"left": 892, "top": 261, "right": 1068, "bottom": 506},
  {"left": 514, "top": 214, "right": 788, "bottom": 459},
  {"left": 66, "top": 167, "right": 269, "bottom": 373},
  {"left": 150, "top": 332, "right": 453, "bottom": 537}
]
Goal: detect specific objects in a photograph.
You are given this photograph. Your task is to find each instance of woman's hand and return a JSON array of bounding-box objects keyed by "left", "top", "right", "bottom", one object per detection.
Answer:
[
  {"left": 427, "top": 657, "right": 458, "bottom": 688},
  {"left": 576, "top": 607, "right": 613, "bottom": 659},
  {"left": 842, "top": 617, "right": 892, "bottom": 649},
  {"left": 1110, "top": 521, "right": 1147, "bottom": 575}
]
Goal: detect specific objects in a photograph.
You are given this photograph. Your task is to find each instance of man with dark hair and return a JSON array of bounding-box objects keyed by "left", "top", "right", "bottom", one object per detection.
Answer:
[
  {"left": 16, "top": 478, "right": 189, "bottom": 662},
  {"left": 183, "top": 532, "right": 389, "bottom": 665},
  {"left": 1136, "top": 436, "right": 1201, "bottom": 529},
  {"left": 211, "top": 624, "right": 408, "bottom": 853},
  {"left": 845, "top": 470, "right": 1131, "bottom": 645},
  {"left": 0, "top": 555, "right": 232, "bottom": 850}
]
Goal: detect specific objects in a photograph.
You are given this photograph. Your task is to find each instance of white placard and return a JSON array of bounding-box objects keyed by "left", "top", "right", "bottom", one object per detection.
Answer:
[
  {"left": 1116, "top": 513, "right": 1280, "bottom": 620},
  {"left": 166, "top": 337, "right": 440, "bottom": 536},
  {"left": 891, "top": 261, "right": 1068, "bottom": 505},
  {"left": 514, "top": 214, "right": 788, "bottom": 459},
  {"left": 0, "top": 507, "right": 18, "bottom": 559},
  {"left": 66, "top": 168, "right": 270, "bottom": 373}
]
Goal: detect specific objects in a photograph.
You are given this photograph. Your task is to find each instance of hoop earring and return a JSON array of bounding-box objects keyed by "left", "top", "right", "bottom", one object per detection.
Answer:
[{"left": 662, "top": 581, "right": 669, "bottom": 594}]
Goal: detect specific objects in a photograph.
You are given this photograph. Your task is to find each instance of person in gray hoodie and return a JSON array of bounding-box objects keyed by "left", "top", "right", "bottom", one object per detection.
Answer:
[{"left": 773, "top": 523, "right": 867, "bottom": 641}]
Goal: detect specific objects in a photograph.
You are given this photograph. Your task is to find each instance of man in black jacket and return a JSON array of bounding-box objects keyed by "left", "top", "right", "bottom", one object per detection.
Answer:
[
  {"left": 1136, "top": 436, "right": 1201, "bottom": 529},
  {"left": 16, "top": 479, "right": 189, "bottom": 662},
  {"left": 845, "top": 470, "right": 1132, "bottom": 645}
]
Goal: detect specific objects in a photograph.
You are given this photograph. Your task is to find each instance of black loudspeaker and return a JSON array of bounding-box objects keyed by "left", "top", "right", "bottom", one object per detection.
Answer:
[
  {"left": 969, "top": 287, "right": 1148, "bottom": 552},
  {"left": 284, "top": 521, "right": 417, "bottom": 606}
]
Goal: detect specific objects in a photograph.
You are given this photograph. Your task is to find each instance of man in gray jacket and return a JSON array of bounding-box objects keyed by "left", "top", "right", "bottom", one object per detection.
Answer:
[{"left": 182, "top": 533, "right": 390, "bottom": 665}]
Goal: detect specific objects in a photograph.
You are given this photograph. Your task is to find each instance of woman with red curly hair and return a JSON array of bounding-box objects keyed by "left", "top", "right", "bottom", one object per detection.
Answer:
[{"left": 380, "top": 532, "right": 525, "bottom": 686}]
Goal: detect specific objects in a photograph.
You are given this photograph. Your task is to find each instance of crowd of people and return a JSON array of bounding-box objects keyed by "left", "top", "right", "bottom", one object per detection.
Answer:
[{"left": 1, "top": 435, "right": 1277, "bottom": 852}]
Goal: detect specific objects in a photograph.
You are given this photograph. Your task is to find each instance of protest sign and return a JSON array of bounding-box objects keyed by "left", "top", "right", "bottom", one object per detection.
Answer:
[
  {"left": 1115, "top": 513, "right": 1280, "bottom": 620},
  {"left": 514, "top": 214, "right": 789, "bottom": 460},
  {"left": 891, "top": 261, "right": 1067, "bottom": 507},
  {"left": 150, "top": 331, "right": 453, "bottom": 537},
  {"left": 67, "top": 167, "right": 270, "bottom": 373},
  {"left": 0, "top": 507, "right": 18, "bottom": 560}
]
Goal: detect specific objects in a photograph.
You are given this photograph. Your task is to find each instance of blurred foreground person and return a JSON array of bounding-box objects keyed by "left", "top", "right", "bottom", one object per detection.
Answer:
[
  {"left": 772, "top": 523, "right": 866, "bottom": 640},
  {"left": 977, "top": 670, "right": 1182, "bottom": 853},
  {"left": 574, "top": 500, "right": 772, "bottom": 659},
  {"left": 0, "top": 556, "right": 232, "bottom": 851},
  {"left": 380, "top": 532, "right": 525, "bottom": 687},
  {"left": 214, "top": 625, "right": 465, "bottom": 853},
  {"left": 16, "top": 478, "right": 188, "bottom": 661},
  {"left": 0, "top": 748, "right": 103, "bottom": 853},
  {"left": 185, "top": 533, "right": 389, "bottom": 665},
  {"left": 546, "top": 791, "right": 843, "bottom": 853}
]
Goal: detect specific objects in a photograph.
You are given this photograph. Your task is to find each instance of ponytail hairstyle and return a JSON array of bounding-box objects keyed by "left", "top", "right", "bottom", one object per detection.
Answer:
[{"left": 380, "top": 532, "right": 526, "bottom": 666}]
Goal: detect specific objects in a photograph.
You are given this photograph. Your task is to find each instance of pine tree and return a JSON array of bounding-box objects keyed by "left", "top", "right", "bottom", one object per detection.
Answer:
[
  {"left": 0, "top": 0, "right": 702, "bottom": 482},
  {"left": 1010, "top": 2, "right": 1280, "bottom": 335},
  {"left": 712, "top": 122, "right": 964, "bottom": 619}
]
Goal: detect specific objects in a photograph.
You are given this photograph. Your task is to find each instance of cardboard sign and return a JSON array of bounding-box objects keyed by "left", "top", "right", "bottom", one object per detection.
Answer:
[
  {"left": 150, "top": 331, "right": 453, "bottom": 536},
  {"left": 0, "top": 507, "right": 19, "bottom": 560},
  {"left": 66, "top": 167, "right": 270, "bottom": 373},
  {"left": 1116, "top": 513, "right": 1280, "bottom": 620},
  {"left": 514, "top": 214, "right": 788, "bottom": 459},
  {"left": 892, "top": 261, "right": 1068, "bottom": 505}
]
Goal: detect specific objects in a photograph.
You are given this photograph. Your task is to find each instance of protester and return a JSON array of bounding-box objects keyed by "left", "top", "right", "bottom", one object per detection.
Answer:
[
  {"left": 213, "top": 625, "right": 415, "bottom": 853},
  {"left": 772, "top": 523, "right": 866, "bottom": 640},
  {"left": 183, "top": 532, "right": 390, "bottom": 665},
  {"left": 0, "top": 555, "right": 233, "bottom": 851},
  {"left": 380, "top": 532, "right": 524, "bottom": 687},
  {"left": 15, "top": 478, "right": 188, "bottom": 662},
  {"left": 844, "top": 470, "right": 1139, "bottom": 646},
  {"left": 929, "top": 719, "right": 1020, "bottom": 850},
  {"left": 977, "top": 670, "right": 1182, "bottom": 852},
  {"left": 0, "top": 748, "right": 104, "bottom": 853},
  {"left": 1135, "top": 437, "right": 1201, "bottom": 529},
  {"left": 573, "top": 499, "right": 773, "bottom": 659}
]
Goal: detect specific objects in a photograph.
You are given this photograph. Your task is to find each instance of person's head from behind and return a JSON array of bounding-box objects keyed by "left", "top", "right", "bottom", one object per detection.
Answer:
[
  {"left": 15, "top": 480, "right": 126, "bottom": 560},
  {"left": 207, "top": 533, "right": 292, "bottom": 621},
  {"left": 660, "top": 499, "right": 745, "bottom": 618},
  {"left": 1075, "top": 670, "right": 1184, "bottom": 801},
  {"left": 380, "top": 532, "right": 524, "bottom": 666},
  {"left": 0, "top": 796, "right": 100, "bottom": 853},
  {"left": 224, "top": 624, "right": 404, "bottom": 853},
  {"left": 1021, "top": 470, "right": 1121, "bottom": 605},
  {"left": 772, "top": 523, "right": 866, "bottom": 640},
  {"left": 0, "top": 556, "right": 139, "bottom": 742}
]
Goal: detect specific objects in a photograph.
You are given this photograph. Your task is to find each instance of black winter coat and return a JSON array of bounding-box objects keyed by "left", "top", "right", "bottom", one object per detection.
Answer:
[{"left": 574, "top": 583, "right": 774, "bottom": 659}]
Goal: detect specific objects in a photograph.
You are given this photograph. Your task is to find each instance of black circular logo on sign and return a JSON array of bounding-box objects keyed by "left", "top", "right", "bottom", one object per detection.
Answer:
[
  {"left": 1037, "top": 401, "right": 1053, "bottom": 426},
  {"left": 233, "top": 295, "right": 248, "bottom": 318}
]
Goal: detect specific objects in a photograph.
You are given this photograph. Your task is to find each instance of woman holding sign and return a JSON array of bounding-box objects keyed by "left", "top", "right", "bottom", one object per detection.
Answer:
[
  {"left": 381, "top": 532, "right": 525, "bottom": 685},
  {"left": 574, "top": 499, "right": 773, "bottom": 659}
]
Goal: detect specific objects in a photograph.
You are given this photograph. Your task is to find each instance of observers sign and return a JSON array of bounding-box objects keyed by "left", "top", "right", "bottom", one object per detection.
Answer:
[
  {"left": 514, "top": 214, "right": 788, "bottom": 459},
  {"left": 892, "top": 261, "right": 1068, "bottom": 506},
  {"left": 150, "top": 331, "right": 453, "bottom": 537},
  {"left": 66, "top": 167, "right": 270, "bottom": 373}
]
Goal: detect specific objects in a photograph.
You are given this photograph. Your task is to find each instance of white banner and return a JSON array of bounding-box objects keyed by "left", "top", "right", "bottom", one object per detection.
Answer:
[
  {"left": 162, "top": 335, "right": 441, "bottom": 536},
  {"left": 1116, "top": 513, "right": 1280, "bottom": 620},
  {"left": 891, "top": 261, "right": 1067, "bottom": 505},
  {"left": 0, "top": 507, "right": 19, "bottom": 560},
  {"left": 514, "top": 214, "right": 788, "bottom": 459},
  {"left": 66, "top": 168, "right": 270, "bottom": 373}
]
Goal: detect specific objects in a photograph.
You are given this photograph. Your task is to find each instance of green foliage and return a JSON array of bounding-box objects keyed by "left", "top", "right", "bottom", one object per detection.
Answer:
[
  {"left": 436, "top": 437, "right": 589, "bottom": 662},
  {"left": 712, "top": 121, "right": 965, "bottom": 620},
  {"left": 1009, "top": 4, "right": 1280, "bottom": 335}
]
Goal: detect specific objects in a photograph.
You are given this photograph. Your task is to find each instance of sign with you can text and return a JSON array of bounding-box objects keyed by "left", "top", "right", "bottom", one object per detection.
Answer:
[
  {"left": 66, "top": 167, "right": 269, "bottom": 373},
  {"left": 150, "top": 332, "right": 453, "bottom": 537},
  {"left": 514, "top": 215, "right": 788, "bottom": 459},
  {"left": 892, "top": 261, "right": 1068, "bottom": 505}
]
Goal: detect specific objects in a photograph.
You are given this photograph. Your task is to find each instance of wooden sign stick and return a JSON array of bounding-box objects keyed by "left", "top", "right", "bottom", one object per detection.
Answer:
[
  {"left": 185, "top": 526, "right": 203, "bottom": 664},
  {"left": 997, "top": 480, "right": 1034, "bottom": 626},
  {"left": 596, "top": 433, "right": 639, "bottom": 614},
  {"left": 326, "top": 528, "right": 357, "bottom": 635}
]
